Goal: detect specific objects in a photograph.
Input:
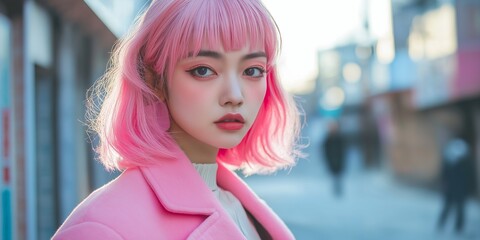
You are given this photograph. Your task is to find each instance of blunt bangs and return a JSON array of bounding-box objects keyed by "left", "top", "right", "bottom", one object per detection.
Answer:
[{"left": 186, "top": 0, "right": 278, "bottom": 59}]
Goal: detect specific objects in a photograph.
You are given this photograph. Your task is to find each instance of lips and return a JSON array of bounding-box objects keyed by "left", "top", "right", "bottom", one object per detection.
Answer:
[{"left": 215, "top": 113, "right": 245, "bottom": 130}]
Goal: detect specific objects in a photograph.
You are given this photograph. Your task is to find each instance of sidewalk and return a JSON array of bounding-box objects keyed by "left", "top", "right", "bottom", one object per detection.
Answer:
[{"left": 244, "top": 117, "right": 480, "bottom": 240}]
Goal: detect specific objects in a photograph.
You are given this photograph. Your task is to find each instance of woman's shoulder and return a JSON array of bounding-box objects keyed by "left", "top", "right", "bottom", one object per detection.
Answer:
[
  {"left": 73, "top": 168, "right": 151, "bottom": 216},
  {"left": 53, "top": 168, "right": 163, "bottom": 239}
]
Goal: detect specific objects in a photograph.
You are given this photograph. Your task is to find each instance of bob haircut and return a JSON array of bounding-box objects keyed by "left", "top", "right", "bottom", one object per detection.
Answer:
[{"left": 89, "top": 0, "right": 303, "bottom": 175}]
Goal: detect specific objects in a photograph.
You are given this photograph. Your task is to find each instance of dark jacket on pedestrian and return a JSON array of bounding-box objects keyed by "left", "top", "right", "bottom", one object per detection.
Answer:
[{"left": 323, "top": 129, "right": 346, "bottom": 175}]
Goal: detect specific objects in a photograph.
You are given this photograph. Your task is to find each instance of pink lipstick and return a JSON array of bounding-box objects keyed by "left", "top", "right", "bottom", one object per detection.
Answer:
[{"left": 215, "top": 113, "right": 245, "bottom": 131}]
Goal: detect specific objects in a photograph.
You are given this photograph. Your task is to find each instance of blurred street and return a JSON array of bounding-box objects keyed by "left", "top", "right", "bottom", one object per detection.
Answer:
[{"left": 245, "top": 116, "right": 480, "bottom": 240}]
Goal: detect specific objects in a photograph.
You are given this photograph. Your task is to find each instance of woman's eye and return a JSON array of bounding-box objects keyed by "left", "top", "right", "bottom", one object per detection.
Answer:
[
  {"left": 244, "top": 67, "right": 265, "bottom": 78},
  {"left": 188, "top": 66, "right": 215, "bottom": 78}
]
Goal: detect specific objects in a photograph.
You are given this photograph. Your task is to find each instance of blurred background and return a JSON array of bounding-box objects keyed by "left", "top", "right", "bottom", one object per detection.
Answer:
[{"left": 0, "top": 0, "right": 479, "bottom": 239}]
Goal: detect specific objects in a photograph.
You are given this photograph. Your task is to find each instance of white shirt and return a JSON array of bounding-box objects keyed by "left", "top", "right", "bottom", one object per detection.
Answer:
[{"left": 193, "top": 163, "right": 261, "bottom": 240}]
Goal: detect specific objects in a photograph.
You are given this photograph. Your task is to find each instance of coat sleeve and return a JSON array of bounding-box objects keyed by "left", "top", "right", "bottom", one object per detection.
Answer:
[{"left": 52, "top": 222, "right": 124, "bottom": 240}]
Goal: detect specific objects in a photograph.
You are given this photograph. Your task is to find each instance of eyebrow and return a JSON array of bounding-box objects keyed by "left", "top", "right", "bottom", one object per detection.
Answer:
[
  {"left": 242, "top": 52, "right": 267, "bottom": 61},
  {"left": 196, "top": 50, "right": 222, "bottom": 59},
  {"left": 193, "top": 50, "right": 267, "bottom": 61}
]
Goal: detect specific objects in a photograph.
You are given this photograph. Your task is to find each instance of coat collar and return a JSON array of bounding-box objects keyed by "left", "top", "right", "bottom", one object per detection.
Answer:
[{"left": 139, "top": 154, "right": 218, "bottom": 215}]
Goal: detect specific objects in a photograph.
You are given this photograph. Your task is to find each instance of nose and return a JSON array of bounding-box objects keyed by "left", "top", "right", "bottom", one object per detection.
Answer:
[{"left": 220, "top": 74, "right": 244, "bottom": 107}]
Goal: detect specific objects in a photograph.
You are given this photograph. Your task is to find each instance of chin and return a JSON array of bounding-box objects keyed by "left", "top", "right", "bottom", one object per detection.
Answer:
[
  {"left": 217, "top": 142, "right": 241, "bottom": 149},
  {"left": 213, "top": 137, "right": 244, "bottom": 149},
  {"left": 223, "top": 144, "right": 241, "bottom": 150}
]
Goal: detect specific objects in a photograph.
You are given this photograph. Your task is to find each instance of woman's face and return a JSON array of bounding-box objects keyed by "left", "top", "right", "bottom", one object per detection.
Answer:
[{"left": 166, "top": 45, "right": 267, "bottom": 150}]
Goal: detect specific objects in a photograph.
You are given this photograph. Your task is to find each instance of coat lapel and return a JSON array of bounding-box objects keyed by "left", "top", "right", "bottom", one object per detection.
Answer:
[{"left": 217, "top": 163, "right": 295, "bottom": 240}]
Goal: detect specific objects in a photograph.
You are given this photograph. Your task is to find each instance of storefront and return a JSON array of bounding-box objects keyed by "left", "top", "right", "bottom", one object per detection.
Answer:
[
  {"left": 0, "top": 10, "right": 13, "bottom": 240},
  {"left": 411, "top": 0, "right": 480, "bottom": 196}
]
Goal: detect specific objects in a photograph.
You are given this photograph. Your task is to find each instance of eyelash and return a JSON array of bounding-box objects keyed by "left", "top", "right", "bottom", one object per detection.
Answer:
[
  {"left": 186, "top": 66, "right": 266, "bottom": 79},
  {"left": 244, "top": 67, "right": 266, "bottom": 78},
  {"left": 186, "top": 66, "right": 216, "bottom": 79}
]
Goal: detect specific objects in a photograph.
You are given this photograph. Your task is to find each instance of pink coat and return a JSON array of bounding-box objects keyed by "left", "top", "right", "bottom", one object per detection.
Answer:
[{"left": 52, "top": 155, "right": 295, "bottom": 239}]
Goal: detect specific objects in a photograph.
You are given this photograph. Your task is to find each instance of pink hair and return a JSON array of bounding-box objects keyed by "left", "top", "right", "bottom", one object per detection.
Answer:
[{"left": 89, "top": 0, "right": 303, "bottom": 174}]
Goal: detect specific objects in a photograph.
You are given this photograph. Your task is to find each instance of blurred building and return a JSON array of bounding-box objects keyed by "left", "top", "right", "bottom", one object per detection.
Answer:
[
  {"left": 314, "top": 0, "right": 480, "bottom": 198},
  {"left": 0, "top": 0, "right": 148, "bottom": 239},
  {"left": 385, "top": 0, "right": 480, "bottom": 194}
]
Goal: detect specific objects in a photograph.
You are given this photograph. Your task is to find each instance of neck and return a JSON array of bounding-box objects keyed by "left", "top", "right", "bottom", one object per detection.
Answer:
[
  {"left": 184, "top": 144, "right": 218, "bottom": 164},
  {"left": 170, "top": 132, "right": 218, "bottom": 164}
]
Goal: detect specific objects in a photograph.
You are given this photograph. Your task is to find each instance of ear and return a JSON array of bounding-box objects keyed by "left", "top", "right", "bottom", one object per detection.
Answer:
[{"left": 144, "top": 67, "right": 167, "bottom": 101}]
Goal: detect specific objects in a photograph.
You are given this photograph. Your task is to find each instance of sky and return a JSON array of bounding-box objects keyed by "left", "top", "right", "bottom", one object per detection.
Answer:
[{"left": 261, "top": 0, "right": 368, "bottom": 94}]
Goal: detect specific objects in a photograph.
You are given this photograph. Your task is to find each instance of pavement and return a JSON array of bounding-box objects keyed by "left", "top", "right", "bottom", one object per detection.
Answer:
[{"left": 244, "top": 116, "right": 480, "bottom": 240}]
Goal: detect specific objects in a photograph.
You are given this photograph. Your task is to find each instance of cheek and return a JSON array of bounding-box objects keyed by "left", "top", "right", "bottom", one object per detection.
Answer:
[
  {"left": 167, "top": 78, "right": 214, "bottom": 127},
  {"left": 173, "top": 87, "right": 201, "bottom": 104},
  {"left": 247, "top": 81, "right": 267, "bottom": 107},
  {"left": 167, "top": 91, "right": 205, "bottom": 137},
  {"left": 168, "top": 73, "right": 207, "bottom": 107}
]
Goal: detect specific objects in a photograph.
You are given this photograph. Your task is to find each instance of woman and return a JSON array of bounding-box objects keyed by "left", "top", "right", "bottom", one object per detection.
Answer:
[{"left": 53, "top": 0, "right": 302, "bottom": 239}]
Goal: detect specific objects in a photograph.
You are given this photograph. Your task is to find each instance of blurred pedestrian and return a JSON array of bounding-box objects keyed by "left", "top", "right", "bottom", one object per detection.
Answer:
[
  {"left": 322, "top": 120, "right": 346, "bottom": 197},
  {"left": 52, "top": 0, "right": 302, "bottom": 239},
  {"left": 361, "top": 116, "right": 381, "bottom": 168},
  {"left": 437, "top": 135, "right": 474, "bottom": 234}
]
